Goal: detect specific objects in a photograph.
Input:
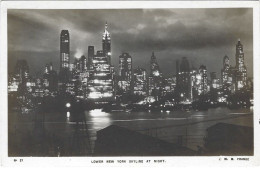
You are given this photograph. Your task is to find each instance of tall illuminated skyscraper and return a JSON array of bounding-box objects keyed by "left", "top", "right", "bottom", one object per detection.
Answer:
[
  {"left": 60, "top": 30, "right": 70, "bottom": 70},
  {"left": 60, "top": 30, "right": 70, "bottom": 82},
  {"left": 177, "top": 57, "right": 191, "bottom": 102},
  {"left": 133, "top": 68, "right": 147, "bottom": 96},
  {"left": 150, "top": 52, "right": 162, "bottom": 77},
  {"left": 198, "top": 65, "right": 208, "bottom": 95},
  {"left": 236, "top": 39, "right": 246, "bottom": 73},
  {"left": 87, "top": 51, "right": 114, "bottom": 102},
  {"left": 102, "top": 22, "right": 111, "bottom": 64},
  {"left": 148, "top": 52, "right": 163, "bottom": 98},
  {"left": 235, "top": 39, "right": 247, "bottom": 90},
  {"left": 190, "top": 66, "right": 198, "bottom": 101},
  {"left": 118, "top": 53, "right": 132, "bottom": 93},
  {"left": 221, "top": 55, "right": 234, "bottom": 94},
  {"left": 221, "top": 55, "right": 231, "bottom": 84}
]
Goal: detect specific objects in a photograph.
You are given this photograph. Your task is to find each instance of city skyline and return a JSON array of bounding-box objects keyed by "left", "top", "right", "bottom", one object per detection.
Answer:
[
  {"left": 8, "top": 8, "right": 253, "bottom": 78},
  {"left": 7, "top": 8, "right": 254, "bottom": 157}
]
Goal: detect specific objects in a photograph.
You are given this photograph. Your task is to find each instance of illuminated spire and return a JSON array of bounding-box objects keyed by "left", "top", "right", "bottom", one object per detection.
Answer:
[
  {"left": 105, "top": 21, "right": 108, "bottom": 31},
  {"left": 103, "top": 22, "right": 110, "bottom": 40}
]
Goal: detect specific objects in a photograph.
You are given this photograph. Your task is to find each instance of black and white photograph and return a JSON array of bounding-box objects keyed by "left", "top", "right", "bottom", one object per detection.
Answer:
[{"left": 1, "top": 0, "right": 260, "bottom": 167}]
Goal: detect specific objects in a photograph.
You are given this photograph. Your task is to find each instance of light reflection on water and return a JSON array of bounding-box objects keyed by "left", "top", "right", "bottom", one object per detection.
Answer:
[
  {"left": 81, "top": 107, "right": 253, "bottom": 150},
  {"left": 112, "top": 117, "right": 188, "bottom": 122},
  {"left": 83, "top": 107, "right": 253, "bottom": 131},
  {"left": 85, "top": 109, "right": 112, "bottom": 132},
  {"left": 229, "top": 112, "right": 251, "bottom": 115}
]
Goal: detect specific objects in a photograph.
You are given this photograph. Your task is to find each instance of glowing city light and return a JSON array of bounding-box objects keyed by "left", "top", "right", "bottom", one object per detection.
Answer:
[
  {"left": 66, "top": 103, "right": 71, "bottom": 108},
  {"left": 89, "top": 109, "right": 110, "bottom": 117},
  {"left": 103, "top": 92, "right": 113, "bottom": 97},
  {"left": 95, "top": 73, "right": 107, "bottom": 76},
  {"left": 88, "top": 92, "right": 101, "bottom": 99}
]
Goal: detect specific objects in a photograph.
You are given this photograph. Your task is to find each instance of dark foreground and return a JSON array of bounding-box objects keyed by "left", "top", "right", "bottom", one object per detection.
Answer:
[{"left": 8, "top": 107, "right": 253, "bottom": 156}]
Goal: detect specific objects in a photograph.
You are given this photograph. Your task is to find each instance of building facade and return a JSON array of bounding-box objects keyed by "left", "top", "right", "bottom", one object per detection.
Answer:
[
  {"left": 133, "top": 68, "right": 147, "bottom": 96},
  {"left": 210, "top": 72, "right": 220, "bottom": 90},
  {"left": 197, "top": 65, "right": 208, "bottom": 95},
  {"left": 118, "top": 52, "right": 132, "bottom": 94}
]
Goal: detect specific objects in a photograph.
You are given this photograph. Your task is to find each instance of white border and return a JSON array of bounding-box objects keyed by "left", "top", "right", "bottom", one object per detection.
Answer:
[{"left": 1, "top": 1, "right": 259, "bottom": 167}]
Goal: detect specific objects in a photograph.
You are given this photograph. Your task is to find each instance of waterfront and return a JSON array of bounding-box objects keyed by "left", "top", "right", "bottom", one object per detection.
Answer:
[
  {"left": 8, "top": 106, "right": 253, "bottom": 156},
  {"left": 7, "top": 8, "right": 254, "bottom": 157}
]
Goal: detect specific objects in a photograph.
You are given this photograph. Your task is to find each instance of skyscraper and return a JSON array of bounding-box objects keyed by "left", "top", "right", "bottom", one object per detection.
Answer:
[
  {"left": 43, "top": 63, "right": 58, "bottom": 92},
  {"left": 221, "top": 55, "right": 234, "bottom": 95},
  {"left": 88, "top": 46, "right": 95, "bottom": 69},
  {"left": 177, "top": 57, "right": 191, "bottom": 102},
  {"left": 60, "top": 30, "right": 70, "bottom": 83},
  {"left": 87, "top": 51, "right": 114, "bottom": 101},
  {"left": 190, "top": 66, "right": 198, "bottom": 101},
  {"left": 236, "top": 39, "right": 246, "bottom": 72},
  {"left": 235, "top": 39, "right": 247, "bottom": 90},
  {"left": 221, "top": 55, "right": 231, "bottom": 84},
  {"left": 86, "top": 23, "right": 114, "bottom": 103},
  {"left": 150, "top": 52, "right": 162, "bottom": 77},
  {"left": 133, "top": 68, "right": 147, "bottom": 96},
  {"left": 118, "top": 53, "right": 132, "bottom": 93},
  {"left": 60, "top": 30, "right": 70, "bottom": 70},
  {"left": 198, "top": 65, "right": 208, "bottom": 95},
  {"left": 102, "top": 22, "right": 111, "bottom": 64},
  {"left": 148, "top": 52, "right": 163, "bottom": 99}
]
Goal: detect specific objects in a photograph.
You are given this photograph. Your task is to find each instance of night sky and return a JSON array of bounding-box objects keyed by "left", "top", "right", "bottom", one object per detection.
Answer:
[{"left": 8, "top": 8, "right": 253, "bottom": 78}]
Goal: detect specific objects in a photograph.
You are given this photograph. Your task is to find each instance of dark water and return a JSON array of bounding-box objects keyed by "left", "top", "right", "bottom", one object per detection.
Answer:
[
  {"left": 9, "top": 107, "right": 253, "bottom": 154},
  {"left": 83, "top": 107, "right": 253, "bottom": 150}
]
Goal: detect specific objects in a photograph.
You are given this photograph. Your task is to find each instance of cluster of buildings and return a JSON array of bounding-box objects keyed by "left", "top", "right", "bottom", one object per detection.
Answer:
[
  {"left": 8, "top": 23, "right": 253, "bottom": 106},
  {"left": 173, "top": 39, "right": 251, "bottom": 105}
]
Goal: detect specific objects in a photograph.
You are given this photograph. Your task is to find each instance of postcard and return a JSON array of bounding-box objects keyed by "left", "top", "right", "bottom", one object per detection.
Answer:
[{"left": 0, "top": 0, "right": 259, "bottom": 167}]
